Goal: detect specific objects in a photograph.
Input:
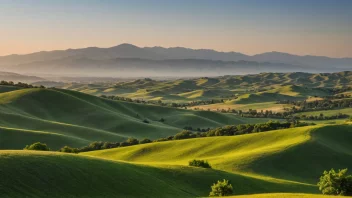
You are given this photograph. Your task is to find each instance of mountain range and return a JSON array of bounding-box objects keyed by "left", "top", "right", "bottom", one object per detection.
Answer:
[{"left": 0, "top": 44, "right": 351, "bottom": 77}]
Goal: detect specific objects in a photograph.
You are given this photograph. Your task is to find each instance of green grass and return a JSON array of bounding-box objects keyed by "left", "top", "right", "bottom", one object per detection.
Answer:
[
  {"left": 0, "top": 150, "right": 316, "bottom": 198},
  {"left": 0, "top": 85, "right": 22, "bottom": 93},
  {"left": 294, "top": 108, "right": 352, "bottom": 117},
  {"left": 1, "top": 124, "right": 351, "bottom": 197},
  {"left": 84, "top": 124, "right": 352, "bottom": 184},
  {"left": 193, "top": 101, "right": 292, "bottom": 113},
  {"left": 232, "top": 193, "right": 352, "bottom": 198},
  {"left": 0, "top": 88, "right": 268, "bottom": 150}
]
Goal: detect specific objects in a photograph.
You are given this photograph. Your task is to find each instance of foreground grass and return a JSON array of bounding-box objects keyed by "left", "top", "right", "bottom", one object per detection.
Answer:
[
  {"left": 232, "top": 193, "right": 352, "bottom": 198},
  {"left": 0, "top": 151, "right": 316, "bottom": 198}
]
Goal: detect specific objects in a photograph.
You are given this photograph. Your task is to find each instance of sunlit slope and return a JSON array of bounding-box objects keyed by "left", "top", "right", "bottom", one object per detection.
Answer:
[
  {"left": 0, "top": 151, "right": 316, "bottom": 198},
  {"left": 0, "top": 88, "right": 265, "bottom": 149},
  {"left": 85, "top": 124, "right": 352, "bottom": 184},
  {"left": 233, "top": 193, "right": 352, "bottom": 198}
]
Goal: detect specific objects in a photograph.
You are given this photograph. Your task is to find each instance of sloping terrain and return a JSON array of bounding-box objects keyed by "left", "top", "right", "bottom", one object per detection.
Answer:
[
  {"left": 234, "top": 194, "right": 352, "bottom": 198},
  {"left": 84, "top": 124, "right": 352, "bottom": 184},
  {"left": 0, "top": 150, "right": 316, "bottom": 198},
  {"left": 0, "top": 88, "right": 268, "bottom": 150},
  {"left": 55, "top": 72, "right": 351, "bottom": 106}
]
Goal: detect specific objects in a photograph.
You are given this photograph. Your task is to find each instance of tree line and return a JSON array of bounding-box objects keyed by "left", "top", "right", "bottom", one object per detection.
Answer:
[
  {"left": 56, "top": 120, "right": 314, "bottom": 154},
  {"left": 100, "top": 94, "right": 225, "bottom": 108},
  {"left": 276, "top": 98, "right": 352, "bottom": 112},
  {"left": 0, "top": 80, "right": 45, "bottom": 88}
]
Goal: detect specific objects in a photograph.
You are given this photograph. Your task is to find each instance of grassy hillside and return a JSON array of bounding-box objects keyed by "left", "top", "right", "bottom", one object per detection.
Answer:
[
  {"left": 191, "top": 102, "right": 290, "bottom": 112},
  {"left": 56, "top": 72, "right": 352, "bottom": 104},
  {"left": 84, "top": 124, "right": 352, "bottom": 184},
  {"left": 294, "top": 108, "right": 352, "bottom": 117},
  {"left": 0, "top": 88, "right": 269, "bottom": 150},
  {"left": 233, "top": 193, "right": 352, "bottom": 198},
  {"left": 0, "top": 151, "right": 316, "bottom": 198}
]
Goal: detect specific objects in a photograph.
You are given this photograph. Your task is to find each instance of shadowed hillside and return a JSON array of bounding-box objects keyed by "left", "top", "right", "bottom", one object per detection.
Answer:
[{"left": 0, "top": 88, "right": 269, "bottom": 150}]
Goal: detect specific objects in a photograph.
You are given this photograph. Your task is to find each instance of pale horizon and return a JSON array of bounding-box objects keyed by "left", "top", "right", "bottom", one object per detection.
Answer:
[
  {"left": 1, "top": 0, "right": 351, "bottom": 58},
  {"left": 2, "top": 43, "right": 352, "bottom": 59}
]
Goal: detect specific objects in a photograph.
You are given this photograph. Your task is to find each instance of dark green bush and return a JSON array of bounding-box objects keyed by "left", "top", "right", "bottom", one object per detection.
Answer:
[
  {"left": 189, "top": 159, "right": 211, "bottom": 168},
  {"left": 24, "top": 142, "right": 50, "bottom": 151},
  {"left": 209, "top": 179, "right": 233, "bottom": 197},
  {"left": 143, "top": 119, "right": 150, "bottom": 123},
  {"left": 318, "top": 168, "right": 352, "bottom": 196},
  {"left": 139, "top": 138, "right": 152, "bottom": 144},
  {"left": 126, "top": 137, "right": 139, "bottom": 145},
  {"left": 174, "top": 130, "right": 197, "bottom": 140},
  {"left": 59, "top": 146, "right": 78, "bottom": 153}
]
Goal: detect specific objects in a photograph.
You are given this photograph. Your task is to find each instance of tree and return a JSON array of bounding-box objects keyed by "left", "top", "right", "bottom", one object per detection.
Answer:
[
  {"left": 126, "top": 137, "right": 139, "bottom": 145},
  {"left": 189, "top": 159, "right": 211, "bottom": 168},
  {"left": 174, "top": 130, "right": 196, "bottom": 140},
  {"left": 102, "top": 142, "right": 120, "bottom": 149},
  {"left": 143, "top": 119, "right": 150, "bottom": 124},
  {"left": 139, "top": 138, "right": 152, "bottom": 144},
  {"left": 209, "top": 179, "right": 233, "bottom": 197},
  {"left": 318, "top": 168, "right": 352, "bottom": 196},
  {"left": 59, "top": 146, "right": 78, "bottom": 153},
  {"left": 24, "top": 142, "right": 50, "bottom": 151}
]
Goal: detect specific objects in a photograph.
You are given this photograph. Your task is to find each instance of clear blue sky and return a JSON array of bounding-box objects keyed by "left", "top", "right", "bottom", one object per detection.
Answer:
[{"left": 1, "top": 0, "right": 351, "bottom": 57}]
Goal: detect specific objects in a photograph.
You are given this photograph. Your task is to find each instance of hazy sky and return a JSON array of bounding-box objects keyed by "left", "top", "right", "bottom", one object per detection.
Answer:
[{"left": 1, "top": 0, "right": 351, "bottom": 57}]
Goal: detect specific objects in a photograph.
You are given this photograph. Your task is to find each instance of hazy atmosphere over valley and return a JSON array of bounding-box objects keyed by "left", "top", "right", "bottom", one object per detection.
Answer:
[{"left": 0, "top": 0, "right": 352, "bottom": 198}]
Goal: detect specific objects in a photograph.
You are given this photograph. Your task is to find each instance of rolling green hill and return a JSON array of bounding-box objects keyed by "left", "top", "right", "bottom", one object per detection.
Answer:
[
  {"left": 54, "top": 71, "right": 352, "bottom": 104},
  {"left": 233, "top": 193, "right": 352, "bottom": 198},
  {"left": 84, "top": 124, "right": 352, "bottom": 184},
  {"left": 0, "top": 150, "right": 316, "bottom": 198},
  {"left": 1, "top": 123, "right": 351, "bottom": 197},
  {"left": 0, "top": 88, "right": 270, "bottom": 150}
]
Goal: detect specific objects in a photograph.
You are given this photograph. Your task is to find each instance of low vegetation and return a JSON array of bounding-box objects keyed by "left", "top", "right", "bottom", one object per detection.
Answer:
[
  {"left": 189, "top": 159, "right": 212, "bottom": 168},
  {"left": 24, "top": 142, "right": 50, "bottom": 151},
  {"left": 0, "top": 80, "right": 45, "bottom": 88},
  {"left": 210, "top": 179, "right": 233, "bottom": 197},
  {"left": 318, "top": 168, "right": 352, "bottom": 196}
]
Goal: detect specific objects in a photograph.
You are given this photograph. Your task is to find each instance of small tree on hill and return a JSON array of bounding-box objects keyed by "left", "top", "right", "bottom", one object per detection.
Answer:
[
  {"left": 126, "top": 137, "right": 139, "bottom": 146},
  {"left": 24, "top": 142, "right": 50, "bottom": 151},
  {"left": 318, "top": 168, "right": 352, "bottom": 196},
  {"left": 209, "top": 179, "right": 233, "bottom": 197},
  {"left": 189, "top": 159, "right": 211, "bottom": 168},
  {"left": 143, "top": 119, "right": 150, "bottom": 124},
  {"left": 139, "top": 138, "right": 152, "bottom": 144},
  {"left": 59, "top": 146, "right": 78, "bottom": 153}
]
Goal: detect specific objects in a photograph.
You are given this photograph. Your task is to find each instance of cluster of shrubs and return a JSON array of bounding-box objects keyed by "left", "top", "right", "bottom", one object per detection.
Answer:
[
  {"left": 0, "top": 80, "right": 45, "bottom": 88},
  {"left": 58, "top": 137, "right": 149, "bottom": 153},
  {"left": 183, "top": 126, "right": 211, "bottom": 132},
  {"left": 210, "top": 179, "right": 233, "bottom": 197},
  {"left": 205, "top": 121, "right": 314, "bottom": 137},
  {"left": 24, "top": 142, "right": 50, "bottom": 151},
  {"left": 189, "top": 159, "right": 212, "bottom": 168},
  {"left": 277, "top": 98, "right": 352, "bottom": 112},
  {"left": 100, "top": 94, "right": 226, "bottom": 109},
  {"left": 24, "top": 121, "right": 313, "bottom": 155},
  {"left": 298, "top": 113, "right": 350, "bottom": 120},
  {"left": 318, "top": 168, "right": 352, "bottom": 196}
]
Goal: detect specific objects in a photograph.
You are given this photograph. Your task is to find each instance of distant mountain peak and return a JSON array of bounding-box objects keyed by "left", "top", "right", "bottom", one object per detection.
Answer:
[{"left": 111, "top": 43, "right": 139, "bottom": 49}]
